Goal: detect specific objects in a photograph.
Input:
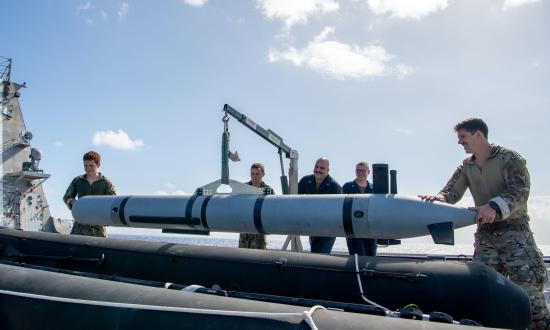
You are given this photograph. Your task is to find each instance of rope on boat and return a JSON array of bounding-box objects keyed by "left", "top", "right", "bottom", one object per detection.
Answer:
[
  {"left": 354, "top": 253, "right": 391, "bottom": 312},
  {"left": 0, "top": 289, "right": 326, "bottom": 330},
  {"left": 353, "top": 254, "right": 440, "bottom": 322}
]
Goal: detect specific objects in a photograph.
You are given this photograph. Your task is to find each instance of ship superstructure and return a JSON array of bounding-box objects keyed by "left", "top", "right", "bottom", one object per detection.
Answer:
[{"left": 1, "top": 57, "right": 64, "bottom": 232}]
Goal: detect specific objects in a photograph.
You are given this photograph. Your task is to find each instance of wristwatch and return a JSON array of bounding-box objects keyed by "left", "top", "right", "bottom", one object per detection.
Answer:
[{"left": 488, "top": 201, "right": 502, "bottom": 216}]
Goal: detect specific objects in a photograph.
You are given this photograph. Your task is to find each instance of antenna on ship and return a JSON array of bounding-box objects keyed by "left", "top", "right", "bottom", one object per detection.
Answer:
[
  {"left": 0, "top": 56, "right": 12, "bottom": 82},
  {"left": 1, "top": 57, "right": 26, "bottom": 120},
  {"left": 1, "top": 56, "right": 13, "bottom": 118}
]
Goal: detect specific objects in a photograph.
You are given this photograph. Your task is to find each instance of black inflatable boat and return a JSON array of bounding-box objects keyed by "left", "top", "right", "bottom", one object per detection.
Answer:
[{"left": 0, "top": 228, "right": 531, "bottom": 329}]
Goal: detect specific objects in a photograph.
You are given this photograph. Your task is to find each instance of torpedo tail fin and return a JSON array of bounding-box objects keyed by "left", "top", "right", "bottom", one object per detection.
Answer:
[{"left": 428, "top": 222, "right": 455, "bottom": 245}]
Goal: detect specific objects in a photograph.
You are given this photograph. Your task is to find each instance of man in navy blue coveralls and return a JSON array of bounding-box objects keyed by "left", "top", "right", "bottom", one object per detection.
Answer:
[
  {"left": 342, "top": 162, "right": 377, "bottom": 256},
  {"left": 298, "top": 157, "right": 342, "bottom": 254}
]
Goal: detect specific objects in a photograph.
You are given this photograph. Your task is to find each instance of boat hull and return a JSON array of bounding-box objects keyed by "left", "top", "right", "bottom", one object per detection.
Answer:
[
  {"left": 0, "top": 227, "right": 530, "bottom": 329},
  {"left": 2, "top": 263, "right": 480, "bottom": 330}
]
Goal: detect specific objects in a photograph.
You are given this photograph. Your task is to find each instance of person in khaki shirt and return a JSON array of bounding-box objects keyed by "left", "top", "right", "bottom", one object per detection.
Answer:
[
  {"left": 63, "top": 151, "right": 116, "bottom": 237},
  {"left": 420, "top": 118, "right": 549, "bottom": 330},
  {"left": 238, "top": 163, "right": 274, "bottom": 250}
]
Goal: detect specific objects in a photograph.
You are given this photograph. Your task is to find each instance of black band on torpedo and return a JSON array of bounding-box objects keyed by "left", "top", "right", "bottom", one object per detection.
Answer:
[
  {"left": 200, "top": 195, "right": 213, "bottom": 229},
  {"left": 129, "top": 216, "right": 199, "bottom": 225},
  {"left": 343, "top": 196, "right": 354, "bottom": 237},
  {"left": 185, "top": 194, "right": 200, "bottom": 219},
  {"left": 254, "top": 195, "right": 267, "bottom": 235},
  {"left": 118, "top": 197, "right": 131, "bottom": 226}
]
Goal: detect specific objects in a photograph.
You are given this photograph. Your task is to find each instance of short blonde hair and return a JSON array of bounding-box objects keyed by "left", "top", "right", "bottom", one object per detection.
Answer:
[{"left": 356, "top": 161, "right": 369, "bottom": 169}]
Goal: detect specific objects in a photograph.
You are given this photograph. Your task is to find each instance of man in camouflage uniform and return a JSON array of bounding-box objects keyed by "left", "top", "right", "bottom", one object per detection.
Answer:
[
  {"left": 63, "top": 151, "right": 116, "bottom": 237},
  {"left": 420, "top": 118, "right": 549, "bottom": 329},
  {"left": 238, "top": 163, "right": 274, "bottom": 250}
]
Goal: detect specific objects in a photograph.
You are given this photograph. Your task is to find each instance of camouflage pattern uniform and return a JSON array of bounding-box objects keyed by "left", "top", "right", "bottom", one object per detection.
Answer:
[
  {"left": 238, "top": 181, "right": 274, "bottom": 250},
  {"left": 439, "top": 145, "right": 549, "bottom": 329},
  {"left": 63, "top": 173, "right": 116, "bottom": 237}
]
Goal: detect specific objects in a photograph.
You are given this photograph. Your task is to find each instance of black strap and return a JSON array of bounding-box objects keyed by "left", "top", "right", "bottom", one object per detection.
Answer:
[
  {"left": 200, "top": 195, "right": 213, "bottom": 229},
  {"left": 254, "top": 195, "right": 267, "bottom": 235},
  {"left": 118, "top": 197, "right": 131, "bottom": 226},
  {"left": 129, "top": 216, "right": 200, "bottom": 225},
  {"left": 185, "top": 194, "right": 200, "bottom": 220},
  {"left": 343, "top": 196, "right": 354, "bottom": 237}
]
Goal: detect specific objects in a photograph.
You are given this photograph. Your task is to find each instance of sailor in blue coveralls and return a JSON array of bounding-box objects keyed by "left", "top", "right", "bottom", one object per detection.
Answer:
[
  {"left": 342, "top": 162, "right": 377, "bottom": 256},
  {"left": 298, "top": 157, "right": 342, "bottom": 254}
]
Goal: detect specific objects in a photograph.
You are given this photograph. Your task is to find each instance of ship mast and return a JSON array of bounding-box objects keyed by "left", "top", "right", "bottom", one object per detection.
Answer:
[{"left": 0, "top": 56, "right": 11, "bottom": 82}]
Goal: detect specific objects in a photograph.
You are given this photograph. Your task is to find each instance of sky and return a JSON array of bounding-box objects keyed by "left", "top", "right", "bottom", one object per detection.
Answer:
[{"left": 3, "top": 0, "right": 549, "bottom": 243}]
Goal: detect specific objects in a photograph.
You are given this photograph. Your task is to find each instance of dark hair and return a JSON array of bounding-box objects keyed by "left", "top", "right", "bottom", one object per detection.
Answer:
[
  {"left": 250, "top": 163, "right": 265, "bottom": 174},
  {"left": 83, "top": 151, "right": 101, "bottom": 165},
  {"left": 454, "top": 118, "right": 488, "bottom": 138}
]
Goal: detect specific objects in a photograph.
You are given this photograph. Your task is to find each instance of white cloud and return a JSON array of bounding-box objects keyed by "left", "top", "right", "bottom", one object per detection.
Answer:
[
  {"left": 395, "top": 128, "right": 414, "bottom": 134},
  {"left": 529, "top": 60, "right": 541, "bottom": 69},
  {"left": 528, "top": 196, "right": 550, "bottom": 221},
  {"left": 269, "top": 27, "right": 411, "bottom": 80},
  {"left": 502, "top": 0, "right": 540, "bottom": 11},
  {"left": 395, "top": 63, "right": 415, "bottom": 79},
  {"left": 522, "top": 196, "right": 550, "bottom": 244},
  {"left": 76, "top": 2, "right": 92, "bottom": 14},
  {"left": 118, "top": 2, "right": 129, "bottom": 20},
  {"left": 53, "top": 141, "right": 64, "bottom": 147},
  {"left": 164, "top": 182, "right": 175, "bottom": 189},
  {"left": 367, "top": 0, "right": 449, "bottom": 19},
  {"left": 184, "top": 0, "right": 208, "bottom": 8},
  {"left": 256, "top": 0, "right": 339, "bottom": 29},
  {"left": 85, "top": 18, "right": 94, "bottom": 25},
  {"left": 92, "top": 129, "right": 144, "bottom": 151},
  {"left": 100, "top": 10, "right": 108, "bottom": 20},
  {"left": 153, "top": 190, "right": 187, "bottom": 196}
]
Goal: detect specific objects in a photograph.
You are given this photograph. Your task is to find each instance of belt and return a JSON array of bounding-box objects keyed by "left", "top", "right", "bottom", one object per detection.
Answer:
[{"left": 478, "top": 220, "right": 529, "bottom": 232}]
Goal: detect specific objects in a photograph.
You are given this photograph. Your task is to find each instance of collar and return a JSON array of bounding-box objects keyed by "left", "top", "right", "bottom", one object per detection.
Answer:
[
  {"left": 355, "top": 179, "right": 371, "bottom": 187},
  {"left": 247, "top": 180, "right": 268, "bottom": 188},
  {"left": 79, "top": 173, "right": 105, "bottom": 181},
  {"left": 464, "top": 144, "right": 500, "bottom": 164}
]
